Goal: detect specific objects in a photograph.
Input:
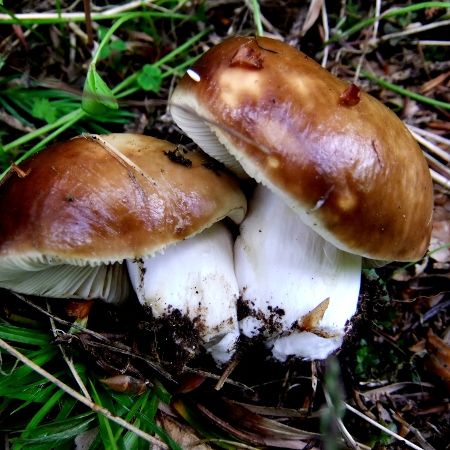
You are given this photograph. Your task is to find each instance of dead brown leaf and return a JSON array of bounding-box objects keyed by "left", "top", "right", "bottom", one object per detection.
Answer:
[
  {"left": 156, "top": 413, "right": 213, "bottom": 450},
  {"left": 420, "top": 71, "right": 450, "bottom": 94},
  {"left": 426, "top": 330, "right": 450, "bottom": 391}
]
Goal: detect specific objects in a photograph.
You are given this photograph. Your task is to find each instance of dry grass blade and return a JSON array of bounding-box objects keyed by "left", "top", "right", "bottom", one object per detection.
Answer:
[
  {"left": 0, "top": 0, "right": 157, "bottom": 22},
  {"left": 47, "top": 301, "right": 92, "bottom": 401},
  {"left": 323, "top": 387, "right": 360, "bottom": 450},
  {"left": 358, "top": 382, "right": 435, "bottom": 401},
  {"left": 381, "top": 19, "right": 450, "bottom": 42},
  {"left": 0, "top": 337, "right": 169, "bottom": 449},
  {"left": 301, "top": 0, "right": 323, "bottom": 36},
  {"left": 344, "top": 402, "right": 426, "bottom": 450},
  {"left": 407, "top": 128, "right": 450, "bottom": 190}
]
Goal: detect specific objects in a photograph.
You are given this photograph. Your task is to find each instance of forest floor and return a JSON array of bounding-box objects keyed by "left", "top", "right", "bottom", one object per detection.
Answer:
[{"left": 0, "top": 1, "right": 449, "bottom": 449}]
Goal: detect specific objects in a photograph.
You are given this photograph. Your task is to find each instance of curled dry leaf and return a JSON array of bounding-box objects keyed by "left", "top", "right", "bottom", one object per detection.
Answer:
[
  {"left": 100, "top": 375, "right": 148, "bottom": 395},
  {"left": 156, "top": 413, "right": 213, "bottom": 450},
  {"left": 176, "top": 373, "right": 206, "bottom": 394},
  {"left": 426, "top": 330, "right": 450, "bottom": 391}
]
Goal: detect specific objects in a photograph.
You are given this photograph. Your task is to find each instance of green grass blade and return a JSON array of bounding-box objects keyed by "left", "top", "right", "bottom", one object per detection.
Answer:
[
  {"left": 89, "top": 381, "right": 120, "bottom": 450},
  {"left": 250, "top": 0, "right": 264, "bottom": 36},
  {"left": 0, "top": 323, "right": 50, "bottom": 346},
  {"left": 20, "top": 388, "right": 65, "bottom": 436},
  {"left": 363, "top": 71, "right": 450, "bottom": 110},
  {"left": 9, "top": 412, "right": 96, "bottom": 447},
  {"left": 332, "top": 2, "right": 450, "bottom": 42}
]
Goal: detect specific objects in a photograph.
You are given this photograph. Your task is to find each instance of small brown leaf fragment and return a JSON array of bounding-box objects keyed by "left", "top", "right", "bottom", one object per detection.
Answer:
[
  {"left": 65, "top": 299, "right": 93, "bottom": 320},
  {"left": 12, "top": 24, "right": 28, "bottom": 50},
  {"left": 426, "top": 330, "right": 450, "bottom": 391},
  {"left": 101, "top": 375, "right": 148, "bottom": 395},
  {"left": 10, "top": 163, "right": 31, "bottom": 178},
  {"left": 158, "top": 413, "right": 213, "bottom": 450},
  {"left": 339, "top": 84, "right": 361, "bottom": 107},
  {"left": 176, "top": 373, "right": 206, "bottom": 394},
  {"left": 298, "top": 298, "right": 330, "bottom": 332},
  {"left": 230, "top": 44, "right": 264, "bottom": 70},
  {"left": 420, "top": 70, "right": 450, "bottom": 94}
]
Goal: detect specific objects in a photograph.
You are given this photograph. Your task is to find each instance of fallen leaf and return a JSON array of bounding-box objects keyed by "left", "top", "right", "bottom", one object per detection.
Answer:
[
  {"left": 426, "top": 330, "right": 450, "bottom": 391},
  {"left": 157, "top": 413, "right": 213, "bottom": 450}
]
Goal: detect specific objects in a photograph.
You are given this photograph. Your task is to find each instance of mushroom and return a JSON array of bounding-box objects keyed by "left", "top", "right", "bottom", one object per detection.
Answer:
[
  {"left": 0, "top": 133, "right": 246, "bottom": 362},
  {"left": 170, "top": 36, "right": 434, "bottom": 360}
]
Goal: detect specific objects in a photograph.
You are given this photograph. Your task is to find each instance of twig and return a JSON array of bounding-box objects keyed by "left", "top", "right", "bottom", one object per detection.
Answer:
[
  {"left": 416, "top": 40, "right": 450, "bottom": 46},
  {"left": 430, "top": 168, "right": 450, "bottom": 190},
  {"left": 372, "top": 0, "right": 382, "bottom": 43},
  {"left": 408, "top": 125, "right": 450, "bottom": 148},
  {"left": 0, "top": 337, "right": 168, "bottom": 448},
  {"left": 47, "top": 301, "right": 92, "bottom": 401},
  {"left": 0, "top": 0, "right": 156, "bottom": 23},
  {"left": 83, "top": 0, "right": 94, "bottom": 48},
  {"left": 381, "top": 20, "right": 450, "bottom": 41},
  {"left": 11, "top": 292, "right": 177, "bottom": 383},
  {"left": 408, "top": 127, "right": 450, "bottom": 189},
  {"left": 354, "top": 0, "right": 381, "bottom": 82},
  {"left": 345, "top": 402, "right": 425, "bottom": 450},
  {"left": 408, "top": 128, "right": 450, "bottom": 163},
  {"left": 320, "top": 0, "right": 330, "bottom": 68},
  {"left": 323, "top": 389, "right": 360, "bottom": 450},
  {"left": 215, "top": 356, "right": 240, "bottom": 391}
]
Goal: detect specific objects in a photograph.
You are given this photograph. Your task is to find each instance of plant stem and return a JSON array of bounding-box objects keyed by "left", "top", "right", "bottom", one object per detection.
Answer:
[
  {"left": 2, "top": 108, "right": 85, "bottom": 153},
  {"left": 330, "top": 2, "right": 450, "bottom": 42},
  {"left": 0, "top": 3, "right": 190, "bottom": 25},
  {"left": 250, "top": 0, "right": 264, "bottom": 36},
  {"left": 363, "top": 71, "right": 450, "bottom": 110}
]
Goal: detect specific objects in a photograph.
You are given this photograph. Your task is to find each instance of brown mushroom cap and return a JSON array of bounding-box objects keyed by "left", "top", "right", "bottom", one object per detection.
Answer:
[
  {"left": 171, "top": 36, "right": 433, "bottom": 261},
  {"left": 0, "top": 133, "right": 246, "bottom": 265}
]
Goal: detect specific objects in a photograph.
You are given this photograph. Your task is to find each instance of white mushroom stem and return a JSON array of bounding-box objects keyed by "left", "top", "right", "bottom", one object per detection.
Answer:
[
  {"left": 235, "top": 185, "right": 362, "bottom": 361},
  {"left": 126, "top": 222, "right": 240, "bottom": 365}
]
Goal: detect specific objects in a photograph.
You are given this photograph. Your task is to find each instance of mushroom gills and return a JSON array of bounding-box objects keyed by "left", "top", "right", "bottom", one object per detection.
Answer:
[
  {"left": 126, "top": 222, "right": 240, "bottom": 365},
  {"left": 170, "top": 99, "right": 246, "bottom": 177},
  {"left": 235, "top": 185, "right": 362, "bottom": 361},
  {"left": 0, "top": 257, "right": 129, "bottom": 303}
]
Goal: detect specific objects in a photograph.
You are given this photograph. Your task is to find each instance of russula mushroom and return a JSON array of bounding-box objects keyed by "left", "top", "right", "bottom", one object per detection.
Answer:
[
  {"left": 170, "top": 36, "right": 434, "bottom": 361},
  {"left": 0, "top": 133, "right": 246, "bottom": 363}
]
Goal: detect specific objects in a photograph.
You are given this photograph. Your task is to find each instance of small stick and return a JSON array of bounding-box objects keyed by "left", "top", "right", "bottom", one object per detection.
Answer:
[
  {"left": 345, "top": 402, "right": 424, "bottom": 450},
  {"left": 0, "top": 1, "right": 156, "bottom": 22},
  {"left": 381, "top": 19, "right": 450, "bottom": 41},
  {"left": 47, "top": 301, "right": 92, "bottom": 400},
  {"left": 83, "top": 0, "right": 94, "bottom": 49},
  {"left": 321, "top": 0, "right": 330, "bottom": 68}
]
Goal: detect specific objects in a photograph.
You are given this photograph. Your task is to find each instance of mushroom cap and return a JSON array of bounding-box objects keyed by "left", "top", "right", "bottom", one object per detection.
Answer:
[
  {"left": 0, "top": 133, "right": 246, "bottom": 267},
  {"left": 171, "top": 36, "right": 433, "bottom": 261}
]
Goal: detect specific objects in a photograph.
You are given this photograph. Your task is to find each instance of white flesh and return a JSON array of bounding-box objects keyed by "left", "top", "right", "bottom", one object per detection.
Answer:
[
  {"left": 127, "top": 222, "right": 240, "bottom": 365},
  {"left": 235, "top": 185, "right": 362, "bottom": 361}
]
